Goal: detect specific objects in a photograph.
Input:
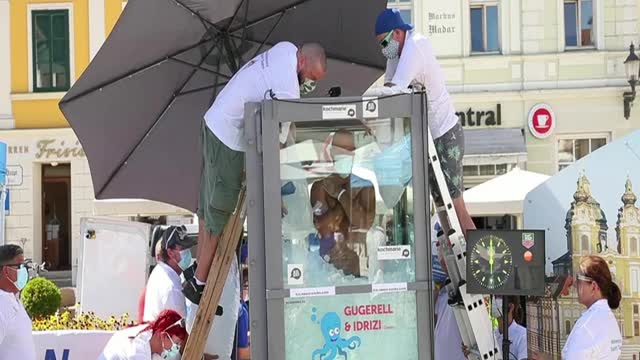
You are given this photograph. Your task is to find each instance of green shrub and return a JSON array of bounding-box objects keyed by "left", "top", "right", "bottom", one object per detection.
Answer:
[{"left": 21, "top": 277, "right": 61, "bottom": 319}]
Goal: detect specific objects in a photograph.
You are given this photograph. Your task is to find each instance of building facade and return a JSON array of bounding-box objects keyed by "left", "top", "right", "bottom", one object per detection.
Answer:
[
  {"left": 388, "top": 0, "right": 640, "bottom": 229},
  {"left": 0, "top": 0, "right": 191, "bottom": 284}
]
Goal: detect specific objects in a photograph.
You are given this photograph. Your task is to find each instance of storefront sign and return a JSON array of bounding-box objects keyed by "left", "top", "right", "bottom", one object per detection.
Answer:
[
  {"left": 456, "top": 104, "right": 502, "bottom": 127},
  {"left": 424, "top": 0, "right": 461, "bottom": 56},
  {"left": 528, "top": 104, "right": 555, "bottom": 139},
  {"left": 6, "top": 165, "right": 23, "bottom": 186},
  {"left": 35, "top": 140, "right": 85, "bottom": 159},
  {"left": 284, "top": 292, "right": 418, "bottom": 359}
]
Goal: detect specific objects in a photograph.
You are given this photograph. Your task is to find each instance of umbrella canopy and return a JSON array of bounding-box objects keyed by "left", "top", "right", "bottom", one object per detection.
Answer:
[
  {"left": 59, "top": 0, "right": 387, "bottom": 211},
  {"left": 464, "top": 167, "right": 550, "bottom": 216}
]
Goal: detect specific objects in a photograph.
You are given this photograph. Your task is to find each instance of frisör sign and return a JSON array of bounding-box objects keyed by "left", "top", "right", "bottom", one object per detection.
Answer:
[{"left": 528, "top": 104, "right": 555, "bottom": 139}]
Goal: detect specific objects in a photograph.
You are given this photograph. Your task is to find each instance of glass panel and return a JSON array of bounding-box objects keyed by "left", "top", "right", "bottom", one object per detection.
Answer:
[
  {"left": 580, "top": 0, "right": 594, "bottom": 46},
  {"left": 280, "top": 118, "right": 415, "bottom": 288},
  {"left": 574, "top": 139, "right": 590, "bottom": 160},
  {"left": 479, "top": 164, "right": 494, "bottom": 176},
  {"left": 557, "top": 139, "right": 575, "bottom": 163},
  {"left": 470, "top": 7, "right": 484, "bottom": 52},
  {"left": 564, "top": 2, "right": 578, "bottom": 47},
  {"left": 463, "top": 165, "right": 478, "bottom": 177},
  {"left": 591, "top": 137, "right": 607, "bottom": 152},
  {"left": 284, "top": 292, "right": 418, "bottom": 359},
  {"left": 34, "top": 14, "right": 52, "bottom": 89},
  {"left": 52, "top": 13, "right": 66, "bottom": 39},
  {"left": 486, "top": 6, "right": 499, "bottom": 52},
  {"left": 399, "top": 10, "right": 411, "bottom": 24}
]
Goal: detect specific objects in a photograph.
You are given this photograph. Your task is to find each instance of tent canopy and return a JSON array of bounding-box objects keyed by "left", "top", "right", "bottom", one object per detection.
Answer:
[{"left": 464, "top": 167, "right": 550, "bottom": 216}]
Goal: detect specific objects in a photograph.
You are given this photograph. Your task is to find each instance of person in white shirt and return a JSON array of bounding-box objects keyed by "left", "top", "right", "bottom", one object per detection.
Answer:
[
  {"left": 98, "top": 309, "right": 188, "bottom": 360},
  {"left": 0, "top": 244, "right": 35, "bottom": 360},
  {"left": 373, "top": 9, "right": 476, "bottom": 236},
  {"left": 533, "top": 255, "right": 623, "bottom": 360},
  {"left": 144, "top": 225, "right": 196, "bottom": 322},
  {"left": 183, "top": 42, "right": 327, "bottom": 304},
  {"left": 464, "top": 296, "right": 527, "bottom": 360}
]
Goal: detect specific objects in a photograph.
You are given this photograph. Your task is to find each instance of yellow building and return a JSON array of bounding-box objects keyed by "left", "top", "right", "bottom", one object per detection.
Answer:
[
  {"left": 528, "top": 174, "right": 640, "bottom": 359},
  {"left": 0, "top": 0, "right": 190, "bottom": 285}
]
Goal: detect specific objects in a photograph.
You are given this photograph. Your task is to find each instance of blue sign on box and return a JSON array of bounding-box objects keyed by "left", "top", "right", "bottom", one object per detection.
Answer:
[
  {"left": 0, "top": 141, "right": 6, "bottom": 185},
  {"left": 4, "top": 189, "right": 9, "bottom": 215}
]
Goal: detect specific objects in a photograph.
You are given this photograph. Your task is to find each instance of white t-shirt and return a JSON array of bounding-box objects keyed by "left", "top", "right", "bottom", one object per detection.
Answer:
[
  {"left": 495, "top": 321, "right": 528, "bottom": 360},
  {"left": 385, "top": 31, "right": 458, "bottom": 139},
  {"left": 97, "top": 325, "right": 152, "bottom": 360},
  {"left": 562, "top": 299, "right": 622, "bottom": 360},
  {"left": 143, "top": 262, "right": 186, "bottom": 322},
  {"left": 205, "top": 41, "right": 300, "bottom": 151},
  {"left": 0, "top": 290, "right": 35, "bottom": 360},
  {"left": 434, "top": 288, "right": 466, "bottom": 360}
]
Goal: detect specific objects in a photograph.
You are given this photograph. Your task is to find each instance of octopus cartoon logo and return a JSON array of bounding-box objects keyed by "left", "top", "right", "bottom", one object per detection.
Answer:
[{"left": 311, "top": 311, "right": 361, "bottom": 359}]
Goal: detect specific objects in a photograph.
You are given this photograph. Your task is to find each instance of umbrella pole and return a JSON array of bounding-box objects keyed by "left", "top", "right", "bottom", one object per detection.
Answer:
[{"left": 182, "top": 188, "right": 247, "bottom": 360}]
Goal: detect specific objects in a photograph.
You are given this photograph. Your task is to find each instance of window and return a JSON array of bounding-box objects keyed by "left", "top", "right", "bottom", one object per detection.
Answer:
[
  {"left": 581, "top": 235, "right": 589, "bottom": 253},
  {"left": 635, "top": 320, "right": 640, "bottom": 337},
  {"left": 470, "top": 4, "right": 499, "bottom": 53},
  {"left": 557, "top": 135, "right": 607, "bottom": 171},
  {"left": 632, "top": 268, "right": 639, "bottom": 294},
  {"left": 634, "top": 304, "right": 639, "bottom": 315},
  {"left": 565, "top": 320, "right": 571, "bottom": 335},
  {"left": 633, "top": 237, "right": 639, "bottom": 256},
  {"left": 564, "top": 0, "right": 594, "bottom": 47},
  {"left": 32, "top": 10, "right": 70, "bottom": 92},
  {"left": 387, "top": 0, "right": 412, "bottom": 24},
  {"left": 463, "top": 163, "right": 515, "bottom": 177}
]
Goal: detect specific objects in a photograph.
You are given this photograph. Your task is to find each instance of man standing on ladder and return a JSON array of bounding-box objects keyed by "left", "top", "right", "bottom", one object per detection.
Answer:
[
  {"left": 182, "top": 42, "right": 328, "bottom": 304},
  {"left": 372, "top": 9, "right": 475, "bottom": 235}
]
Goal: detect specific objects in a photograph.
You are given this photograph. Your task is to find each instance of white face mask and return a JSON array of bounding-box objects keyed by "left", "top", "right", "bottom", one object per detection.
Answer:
[
  {"left": 381, "top": 39, "right": 400, "bottom": 59},
  {"left": 161, "top": 334, "right": 181, "bottom": 360}
]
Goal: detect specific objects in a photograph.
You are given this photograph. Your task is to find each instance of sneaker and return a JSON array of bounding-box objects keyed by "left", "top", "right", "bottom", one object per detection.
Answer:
[
  {"left": 183, "top": 262, "right": 198, "bottom": 282},
  {"left": 182, "top": 277, "right": 224, "bottom": 316}
]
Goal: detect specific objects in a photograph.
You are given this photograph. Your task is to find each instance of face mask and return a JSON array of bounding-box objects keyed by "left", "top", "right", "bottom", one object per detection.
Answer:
[
  {"left": 12, "top": 265, "right": 28, "bottom": 291},
  {"left": 178, "top": 249, "right": 192, "bottom": 271},
  {"left": 300, "top": 78, "right": 317, "bottom": 95},
  {"left": 333, "top": 155, "right": 353, "bottom": 178},
  {"left": 381, "top": 39, "right": 400, "bottom": 60},
  {"left": 161, "top": 334, "right": 181, "bottom": 360}
]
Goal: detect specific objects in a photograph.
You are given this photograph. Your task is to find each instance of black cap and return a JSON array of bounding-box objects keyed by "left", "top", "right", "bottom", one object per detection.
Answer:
[{"left": 159, "top": 225, "right": 196, "bottom": 251}]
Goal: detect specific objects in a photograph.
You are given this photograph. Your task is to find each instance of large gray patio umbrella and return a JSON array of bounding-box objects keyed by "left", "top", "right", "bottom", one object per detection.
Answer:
[{"left": 59, "top": 0, "right": 387, "bottom": 211}]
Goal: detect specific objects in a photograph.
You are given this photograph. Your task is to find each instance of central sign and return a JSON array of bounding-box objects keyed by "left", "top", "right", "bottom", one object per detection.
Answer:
[{"left": 456, "top": 104, "right": 502, "bottom": 127}]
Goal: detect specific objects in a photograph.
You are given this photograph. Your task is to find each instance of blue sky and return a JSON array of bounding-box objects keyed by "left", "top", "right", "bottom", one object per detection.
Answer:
[{"left": 524, "top": 130, "right": 640, "bottom": 274}]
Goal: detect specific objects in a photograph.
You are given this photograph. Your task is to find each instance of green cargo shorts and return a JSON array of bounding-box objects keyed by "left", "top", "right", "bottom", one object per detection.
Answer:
[
  {"left": 197, "top": 126, "right": 244, "bottom": 235},
  {"left": 428, "top": 122, "right": 465, "bottom": 205}
]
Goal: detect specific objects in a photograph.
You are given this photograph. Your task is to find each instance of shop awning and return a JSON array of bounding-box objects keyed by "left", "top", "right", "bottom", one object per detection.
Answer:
[
  {"left": 464, "top": 128, "right": 526, "bottom": 156},
  {"left": 464, "top": 167, "right": 550, "bottom": 216},
  {"left": 93, "top": 199, "right": 191, "bottom": 216}
]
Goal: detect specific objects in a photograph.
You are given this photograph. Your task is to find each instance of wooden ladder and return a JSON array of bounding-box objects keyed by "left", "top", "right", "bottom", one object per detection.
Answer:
[{"left": 182, "top": 188, "right": 247, "bottom": 360}]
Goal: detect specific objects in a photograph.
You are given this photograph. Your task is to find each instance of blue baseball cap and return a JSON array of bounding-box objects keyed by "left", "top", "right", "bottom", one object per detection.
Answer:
[{"left": 375, "top": 8, "right": 413, "bottom": 36}]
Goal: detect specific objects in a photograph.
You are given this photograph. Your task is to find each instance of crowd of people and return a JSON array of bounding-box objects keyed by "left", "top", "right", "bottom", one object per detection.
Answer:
[{"left": 0, "top": 7, "right": 627, "bottom": 360}]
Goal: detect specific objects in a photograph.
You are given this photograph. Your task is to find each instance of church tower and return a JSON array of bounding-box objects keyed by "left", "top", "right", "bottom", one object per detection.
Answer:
[{"left": 565, "top": 172, "right": 609, "bottom": 256}]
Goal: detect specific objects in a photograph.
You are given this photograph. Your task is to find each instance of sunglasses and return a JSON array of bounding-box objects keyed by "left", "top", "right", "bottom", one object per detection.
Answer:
[{"left": 379, "top": 31, "right": 393, "bottom": 48}]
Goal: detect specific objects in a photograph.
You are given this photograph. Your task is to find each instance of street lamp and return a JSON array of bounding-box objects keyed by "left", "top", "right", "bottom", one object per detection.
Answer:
[{"left": 623, "top": 43, "right": 640, "bottom": 119}]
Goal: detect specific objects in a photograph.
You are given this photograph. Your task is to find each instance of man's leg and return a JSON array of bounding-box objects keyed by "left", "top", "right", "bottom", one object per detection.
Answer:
[
  {"left": 453, "top": 195, "right": 476, "bottom": 235},
  {"left": 194, "top": 230, "right": 219, "bottom": 284},
  {"left": 430, "top": 123, "right": 475, "bottom": 235}
]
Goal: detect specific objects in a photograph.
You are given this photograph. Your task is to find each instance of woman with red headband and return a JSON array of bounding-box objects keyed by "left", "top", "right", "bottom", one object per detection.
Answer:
[{"left": 97, "top": 309, "right": 188, "bottom": 360}]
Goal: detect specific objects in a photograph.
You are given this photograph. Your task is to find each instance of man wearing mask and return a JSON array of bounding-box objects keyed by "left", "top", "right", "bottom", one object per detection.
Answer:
[
  {"left": 144, "top": 225, "right": 196, "bottom": 321},
  {"left": 372, "top": 9, "right": 475, "bottom": 236},
  {"left": 0, "top": 244, "right": 35, "bottom": 360},
  {"left": 184, "top": 41, "right": 328, "bottom": 304}
]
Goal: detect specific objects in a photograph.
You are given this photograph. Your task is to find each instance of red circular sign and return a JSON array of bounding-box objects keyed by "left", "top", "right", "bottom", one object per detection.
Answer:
[{"left": 528, "top": 104, "right": 555, "bottom": 139}]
